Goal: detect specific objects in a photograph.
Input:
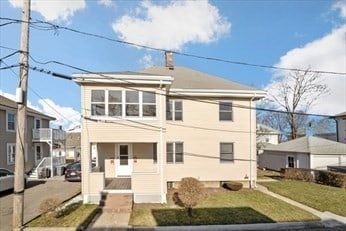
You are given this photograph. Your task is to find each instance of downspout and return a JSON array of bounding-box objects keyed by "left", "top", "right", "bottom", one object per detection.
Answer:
[
  {"left": 159, "top": 80, "right": 165, "bottom": 203},
  {"left": 249, "top": 94, "right": 256, "bottom": 188}
]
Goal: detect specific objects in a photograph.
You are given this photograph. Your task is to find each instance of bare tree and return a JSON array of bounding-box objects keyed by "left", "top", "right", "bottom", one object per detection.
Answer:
[{"left": 267, "top": 69, "right": 328, "bottom": 140}]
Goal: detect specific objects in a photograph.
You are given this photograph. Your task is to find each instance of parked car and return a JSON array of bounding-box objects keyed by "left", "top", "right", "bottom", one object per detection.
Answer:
[
  {"left": 64, "top": 161, "right": 81, "bottom": 182},
  {"left": 0, "top": 168, "right": 27, "bottom": 192}
]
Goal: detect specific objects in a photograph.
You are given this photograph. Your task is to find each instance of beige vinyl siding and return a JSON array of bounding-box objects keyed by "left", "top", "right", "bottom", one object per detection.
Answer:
[
  {"left": 166, "top": 97, "right": 256, "bottom": 182},
  {"left": 80, "top": 85, "right": 166, "bottom": 199}
]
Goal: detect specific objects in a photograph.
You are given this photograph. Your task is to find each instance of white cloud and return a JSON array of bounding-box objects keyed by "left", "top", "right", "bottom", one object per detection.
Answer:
[
  {"left": 139, "top": 54, "right": 155, "bottom": 68},
  {"left": 98, "top": 0, "right": 114, "bottom": 7},
  {"left": 112, "top": 0, "right": 230, "bottom": 51},
  {"left": 9, "top": 0, "right": 86, "bottom": 22},
  {"left": 38, "top": 98, "right": 80, "bottom": 130},
  {"left": 333, "top": 0, "right": 346, "bottom": 18},
  {"left": 266, "top": 25, "right": 346, "bottom": 115},
  {"left": 0, "top": 91, "right": 80, "bottom": 130}
]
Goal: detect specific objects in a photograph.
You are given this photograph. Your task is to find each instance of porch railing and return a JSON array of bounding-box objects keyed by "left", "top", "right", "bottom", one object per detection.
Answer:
[{"left": 32, "top": 128, "right": 66, "bottom": 142}]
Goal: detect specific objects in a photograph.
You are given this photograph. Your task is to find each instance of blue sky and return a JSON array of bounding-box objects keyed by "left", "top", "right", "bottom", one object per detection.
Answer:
[{"left": 0, "top": 0, "right": 345, "bottom": 129}]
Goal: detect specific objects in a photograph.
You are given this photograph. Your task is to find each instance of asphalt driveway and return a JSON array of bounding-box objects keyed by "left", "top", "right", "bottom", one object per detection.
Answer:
[{"left": 0, "top": 177, "right": 81, "bottom": 231}]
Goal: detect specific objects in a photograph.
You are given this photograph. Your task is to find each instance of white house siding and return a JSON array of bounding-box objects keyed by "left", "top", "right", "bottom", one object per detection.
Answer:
[
  {"left": 259, "top": 151, "right": 310, "bottom": 170},
  {"left": 311, "top": 155, "right": 346, "bottom": 170},
  {"left": 336, "top": 117, "right": 346, "bottom": 143}
]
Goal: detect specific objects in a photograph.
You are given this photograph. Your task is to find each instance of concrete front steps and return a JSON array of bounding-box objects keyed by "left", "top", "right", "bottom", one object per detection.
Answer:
[{"left": 99, "top": 193, "right": 133, "bottom": 213}]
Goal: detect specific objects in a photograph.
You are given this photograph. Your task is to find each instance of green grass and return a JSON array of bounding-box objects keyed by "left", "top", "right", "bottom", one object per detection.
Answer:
[
  {"left": 130, "top": 190, "right": 318, "bottom": 227},
  {"left": 260, "top": 180, "right": 346, "bottom": 216},
  {"left": 257, "top": 168, "right": 282, "bottom": 180},
  {"left": 27, "top": 202, "right": 98, "bottom": 228}
]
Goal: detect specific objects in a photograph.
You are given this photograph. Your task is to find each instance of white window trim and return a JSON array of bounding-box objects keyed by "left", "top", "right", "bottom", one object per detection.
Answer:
[
  {"left": 91, "top": 89, "right": 157, "bottom": 119},
  {"left": 167, "top": 142, "right": 184, "bottom": 164},
  {"left": 220, "top": 142, "right": 234, "bottom": 163},
  {"left": 167, "top": 99, "right": 183, "bottom": 121},
  {"left": 7, "top": 143, "right": 16, "bottom": 165},
  {"left": 219, "top": 101, "right": 233, "bottom": 121},
  {"left": 6, "top": 111, "right": 16, "bottom": 132}
]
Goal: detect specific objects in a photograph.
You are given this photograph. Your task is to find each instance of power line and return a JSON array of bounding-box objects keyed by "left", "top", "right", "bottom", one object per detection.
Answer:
[
  {"left": 0, "top": 61, "right": 78, "bottom": 126},
  {"left": 25, "top": 55, "right": 334, "bottom": 118},
  {"left": 1, "top": 17, "right": 345, "bottom": 76}
]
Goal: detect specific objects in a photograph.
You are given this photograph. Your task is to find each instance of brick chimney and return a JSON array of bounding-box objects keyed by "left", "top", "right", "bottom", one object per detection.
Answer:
[{"left": 165, "top": 51, "right": 174, "bottom": 70}]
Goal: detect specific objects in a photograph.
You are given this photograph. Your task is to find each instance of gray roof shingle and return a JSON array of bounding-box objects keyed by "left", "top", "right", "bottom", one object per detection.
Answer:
[
  {"left": 141, "top": 66, "right": 260, "bottom": 91},
  {"left": 264, "top": 136, "right": 346, "bottom": 155}
]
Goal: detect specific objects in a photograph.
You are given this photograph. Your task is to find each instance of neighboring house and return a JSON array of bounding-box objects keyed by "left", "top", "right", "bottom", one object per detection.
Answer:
[
  {"left": 53, "top": 131, "right": 81, "bottom": 161},
  {"left": 73, "top": 52, "right": 266, "bottom": 204},
  {"left": 256, "top": 124, "right": 280, "bottom": 154},
  {"left": 334, "top": 111, "right": 346, "bottom": 143},
  {"left": 259, "top": 136, "right": 346, "bottom": 171},
  {"left": 0, "top": 95, "right": 64, "bottom": 174}
]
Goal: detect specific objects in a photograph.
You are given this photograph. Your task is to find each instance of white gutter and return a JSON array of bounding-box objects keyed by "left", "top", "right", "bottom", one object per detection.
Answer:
[
  {"left": 169, "top": 89, "right": 266, "bottom": 98},
  {"left": 159, "top": 80, "right": 165, "bottom": 203}
]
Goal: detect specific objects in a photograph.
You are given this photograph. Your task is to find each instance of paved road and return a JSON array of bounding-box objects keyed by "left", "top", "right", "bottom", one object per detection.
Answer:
[{"left": 0, "top": 177, "right": 81, "bottom": 231}]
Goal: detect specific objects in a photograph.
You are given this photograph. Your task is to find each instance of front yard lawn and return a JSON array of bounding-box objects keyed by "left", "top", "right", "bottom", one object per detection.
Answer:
[
  {"left": 27, "top": 202, "right": 98, "bottom": 228},
  {"left": 130, "top": 189, "right": 318, "bottom": 227},
  {"left": 260, "top": 180, "right": 346, "bottom": 216}
]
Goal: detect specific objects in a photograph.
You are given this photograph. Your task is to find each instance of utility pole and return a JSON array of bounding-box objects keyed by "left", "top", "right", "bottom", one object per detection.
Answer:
[{"left": 13, "top": 0, "right": 31, "bottom": 230}]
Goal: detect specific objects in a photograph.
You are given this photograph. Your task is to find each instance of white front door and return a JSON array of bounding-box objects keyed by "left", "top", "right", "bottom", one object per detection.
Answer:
[
  {"left": 116, "top": 144, "right": 132, "bottom": 176},
  {"left": 34, "top": 143, "right": 43, "bottom": 165}
]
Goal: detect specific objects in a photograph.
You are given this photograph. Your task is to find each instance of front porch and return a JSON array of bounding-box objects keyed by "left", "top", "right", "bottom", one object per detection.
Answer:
[{"left": 84, "top": 142, "right": 165, "bottom": 203}]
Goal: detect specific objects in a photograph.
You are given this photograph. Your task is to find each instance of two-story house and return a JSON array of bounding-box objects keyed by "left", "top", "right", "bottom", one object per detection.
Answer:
[
  {"left": 73, "top": 53, "right": 266, "bottom": 204},
  {"left": 0, "top": 95, "right": 56, "bottom": 173}
]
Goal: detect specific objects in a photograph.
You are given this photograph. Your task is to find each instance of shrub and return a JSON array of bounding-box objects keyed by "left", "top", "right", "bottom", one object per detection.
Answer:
[
  {"left": 315, "top": 170, "right": 346, "bottom": 188},
  {"left": 223, "top": 181, "right": 243, "bottom": 191},
  {"left": 283, "top": 168, "right": 346, "bottom": 189},
  {"left": 178, "top": 177, "right": 206, "bottom": 217},
  {"left": 38, "top": 197, "right": 63, "bottom": 218},
  {"left": 283, "top": 168, "right": 314, "bottom": 182}
]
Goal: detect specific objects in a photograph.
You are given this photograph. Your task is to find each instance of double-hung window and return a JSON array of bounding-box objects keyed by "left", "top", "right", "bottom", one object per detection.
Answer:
[
  {"left": 143, "top": 92, "right": 156, "bottom": 117},
  {"left": 166, "top": 142, "right": 184, "bottom": 163},
  {"left": 91, "top": 90, "right": 156, "bottom": 118},
  {"left": 126, "top": 91, "right": 140, "bottom": 116},
  {"left": 7, "top": 143, "right": 15, "bottom": 164},
  {"left": 166, "top": 99, "right": 183, "bottom": 120},
  {"left": 108, "top": 90, "right": 122, "bottom": 116},
  {"left": 219, "top": 101, "right": 233, "bottom": 121},
  {"left": 91, "top": 90, "right": 105, "bottom": 116},
  {"left": 220, "top": 143, "right": 234, "bottom": 162},
  {"left": 7, "top": 112, "right": 16, "bottom": 131}
]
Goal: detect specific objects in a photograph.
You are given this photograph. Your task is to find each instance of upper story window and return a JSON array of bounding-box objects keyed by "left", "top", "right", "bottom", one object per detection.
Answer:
[
  {"left": 108, "top": 90, "right": 122, "bottom": 116},
  {"left": 91, "top": 90, "right": 156, "bottom": 118},
  {"left": 143, "top": 92, "right": 156, "bottom": 117},
  {"left": 220, "top": 142, "right": 234, "bottom": 162},
  {"left": 166, "top": 142, "right": 184, "bottom": 164},
  {"left": 6, "top": 112, "right": 16, "bottom": 131},
  {"left": 91, "top": 90, "right": 105, "bottom": 116},
  {"left": 166, "top": 99, "right": 183, "bottom": 121},
  {"left": 219, "top": 101, "right": 233, "bottom": 121},
  {"left": 126, "top": 91, "right": 139, "bottom": 116},
  {"left": 34, "top": 118, "right": 41, "bottom": 129}
]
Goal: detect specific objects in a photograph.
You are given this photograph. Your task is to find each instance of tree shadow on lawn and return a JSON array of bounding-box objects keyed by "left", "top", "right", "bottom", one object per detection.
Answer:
[{"left": 151, "top": 207, "right": 274, "bottom": 226}]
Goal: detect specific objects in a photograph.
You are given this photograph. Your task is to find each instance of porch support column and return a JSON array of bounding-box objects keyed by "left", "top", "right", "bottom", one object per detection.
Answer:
[{"left": 50, "top": 129, "right": 54, "bottom": 177}]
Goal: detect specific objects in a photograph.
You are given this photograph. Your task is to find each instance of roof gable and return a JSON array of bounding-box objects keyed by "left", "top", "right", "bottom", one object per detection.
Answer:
[{"left": 0, "top": 95, "right": 55, "bottom": 120}]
